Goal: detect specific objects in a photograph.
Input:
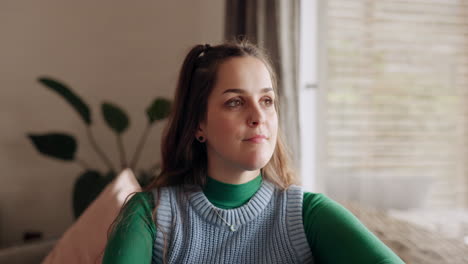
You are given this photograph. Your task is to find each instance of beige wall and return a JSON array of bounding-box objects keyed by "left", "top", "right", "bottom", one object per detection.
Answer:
[{"left": 0, "top": 0, "right": 224, "bottom": 248}]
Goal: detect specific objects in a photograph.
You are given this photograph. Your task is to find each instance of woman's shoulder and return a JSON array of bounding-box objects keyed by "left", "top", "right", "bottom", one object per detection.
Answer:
[
  {"left": 282, "top": 184, "right": 331, "bottom": 207},
  {"left": 112, "top": 191, "right": 157, "bottom": 237},
  {"left": 125, "top": 185, "right": 183, "bottom": 212},
  {"left": 122, "top": 191, "right": 155, "bottom": 215},
  {"left": 302, "top": 191, "right": 350, "bottom": 213},
  {"left": 303, "top": 191, "right": 330, "bottom": 207},
  {"left": 130, "top": 190, "right": 154, "bottom": 203},
  {"left": 301, "top": 191, "right": 367, "bottom": 231}
]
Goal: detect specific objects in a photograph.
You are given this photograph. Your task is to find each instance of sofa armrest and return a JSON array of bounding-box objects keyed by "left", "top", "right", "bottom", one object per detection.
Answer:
[{"left": 0, "top": 239, "right": 56, "bottom": 264}]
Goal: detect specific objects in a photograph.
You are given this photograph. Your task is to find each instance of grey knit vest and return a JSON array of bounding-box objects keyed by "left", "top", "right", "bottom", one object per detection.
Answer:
[{"left": 151, "top": 180, "right": 314, "bottom": 264}]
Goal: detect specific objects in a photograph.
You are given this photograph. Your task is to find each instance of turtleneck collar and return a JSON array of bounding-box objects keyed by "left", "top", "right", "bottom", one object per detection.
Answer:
[{"left": 203, "top": 173, "right": 263, "bottom": 209}]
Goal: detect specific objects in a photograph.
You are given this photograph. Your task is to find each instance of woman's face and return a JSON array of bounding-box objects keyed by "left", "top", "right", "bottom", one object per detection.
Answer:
[{"left": 198, "top": 56, "right": 278, "bottom": 174}]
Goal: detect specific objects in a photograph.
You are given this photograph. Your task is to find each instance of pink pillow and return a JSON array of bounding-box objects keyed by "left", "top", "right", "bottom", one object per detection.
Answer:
[{"left": 42, "top": 168, "right": 142, "bottom": 264}]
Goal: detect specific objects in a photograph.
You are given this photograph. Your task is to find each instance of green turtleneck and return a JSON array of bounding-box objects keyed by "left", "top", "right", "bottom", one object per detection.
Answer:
[
  {"left": 103, "top": 174, "right": 404, "bottom": 264},
  {"left": 203, "top": 175, "right": 262, "bottom": 209}
]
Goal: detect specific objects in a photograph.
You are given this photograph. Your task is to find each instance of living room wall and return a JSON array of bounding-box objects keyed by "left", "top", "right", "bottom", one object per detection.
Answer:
[{"left": 0, "top": 0, "right": 224, "bottom": 248}]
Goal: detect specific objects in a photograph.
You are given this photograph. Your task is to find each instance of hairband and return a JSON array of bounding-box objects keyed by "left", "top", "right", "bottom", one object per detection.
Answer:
[{"left": 197, "top": 44, "right": 211, "bottom": 58}]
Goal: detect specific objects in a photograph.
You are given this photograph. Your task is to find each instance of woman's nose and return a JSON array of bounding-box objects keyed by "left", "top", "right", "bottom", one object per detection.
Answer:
[{"left": 247, "top": 104, "right": 265, "bottom": 127}]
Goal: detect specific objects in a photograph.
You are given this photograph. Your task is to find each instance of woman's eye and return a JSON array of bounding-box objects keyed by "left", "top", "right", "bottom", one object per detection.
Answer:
[
  {"left": 226, "top": 98, "right": 243, "bottom": 107},
  {"left": 263, "top": 97, "right": 274, "bottom": 106}
]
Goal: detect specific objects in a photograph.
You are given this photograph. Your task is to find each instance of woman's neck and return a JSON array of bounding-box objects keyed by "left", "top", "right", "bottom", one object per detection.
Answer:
[
  {"left": 203, "top": 174, "right": 263, "bottom": 209},
  {"left": 207, "top": 162, "right": 260, "bottom": 185}
]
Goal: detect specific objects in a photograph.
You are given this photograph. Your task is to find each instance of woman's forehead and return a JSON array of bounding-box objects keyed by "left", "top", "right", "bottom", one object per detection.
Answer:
[{"left": 212, "top": 56, "right": 273, "bottom": 95}]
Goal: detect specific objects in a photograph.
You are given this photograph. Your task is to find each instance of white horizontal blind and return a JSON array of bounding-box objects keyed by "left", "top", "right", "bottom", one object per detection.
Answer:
[{"left": 324, "top": 0, "right": 468, "bottom": 208}]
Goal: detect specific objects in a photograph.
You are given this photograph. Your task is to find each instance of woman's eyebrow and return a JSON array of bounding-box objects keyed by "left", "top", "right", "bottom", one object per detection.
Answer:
[{"left": 222, "top": 88, "right": 274, "bottom": 94}]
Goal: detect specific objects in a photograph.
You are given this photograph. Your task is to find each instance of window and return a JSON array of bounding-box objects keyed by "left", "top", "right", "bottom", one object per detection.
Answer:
[{"left": 324, "top": 0, "right": 468, "bottom": 209}]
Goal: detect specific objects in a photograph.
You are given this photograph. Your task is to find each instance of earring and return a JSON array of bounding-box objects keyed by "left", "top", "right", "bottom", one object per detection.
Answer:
[{"left": 197, "top": 136, "right": 205, "bottom": 142}]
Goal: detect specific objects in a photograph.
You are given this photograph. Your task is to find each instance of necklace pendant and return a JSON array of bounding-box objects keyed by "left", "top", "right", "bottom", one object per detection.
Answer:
[{"left": 230, "top": 225, "right": 237, "bottom": 232}]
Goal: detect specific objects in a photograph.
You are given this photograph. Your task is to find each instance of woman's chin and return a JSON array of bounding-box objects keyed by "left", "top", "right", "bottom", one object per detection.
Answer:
[{"left": 239, "top": 156, "right": 272, "bottom": 171}]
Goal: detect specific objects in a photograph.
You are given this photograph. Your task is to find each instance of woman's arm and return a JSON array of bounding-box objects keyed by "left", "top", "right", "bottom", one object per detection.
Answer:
[
  {"left": 303, "top": 192, "right": 405, "bottom": 264},
  {"left": 102, "top": 192, "right": 156, "bottom": 264}
]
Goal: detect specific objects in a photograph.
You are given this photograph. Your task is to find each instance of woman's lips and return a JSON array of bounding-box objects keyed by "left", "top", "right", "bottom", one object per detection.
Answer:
[{"left": 244, "top": 135, "right": 267, "bottom": 143}]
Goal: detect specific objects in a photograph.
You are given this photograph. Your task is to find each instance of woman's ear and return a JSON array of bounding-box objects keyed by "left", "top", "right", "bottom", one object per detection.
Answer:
[
  {"left": 195, "top": 125, "right": 205, "bottom": 140},
  {"left": 197, "top": 121, "right": 206, "bottom": 133},
  {"left": 195, "top": 126, "right": 207, "bottom": 142}
]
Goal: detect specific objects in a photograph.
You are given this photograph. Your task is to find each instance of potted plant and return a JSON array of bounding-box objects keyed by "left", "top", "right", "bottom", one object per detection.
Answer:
[{"left": 27, "top": 77, "right": 171, "bottom": 218}]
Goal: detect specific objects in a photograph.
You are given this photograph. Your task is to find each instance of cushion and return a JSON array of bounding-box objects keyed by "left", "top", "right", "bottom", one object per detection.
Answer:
[{"left": 42, "top": 168, "right": 141, "bottom": 264}]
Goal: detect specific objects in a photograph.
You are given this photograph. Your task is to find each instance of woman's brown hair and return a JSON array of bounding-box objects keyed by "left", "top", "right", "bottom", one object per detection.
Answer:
[
  {"left": 104, "top": 40, "right": 297, "bottom": 263},
  {"left": 145, "top": 40, "right": 296, "bottom": 190}
]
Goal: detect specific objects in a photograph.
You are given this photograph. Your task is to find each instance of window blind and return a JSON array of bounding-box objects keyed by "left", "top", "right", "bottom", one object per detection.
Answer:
[{"left": 324, "top": 0, "right": 468, "bottom": 208}]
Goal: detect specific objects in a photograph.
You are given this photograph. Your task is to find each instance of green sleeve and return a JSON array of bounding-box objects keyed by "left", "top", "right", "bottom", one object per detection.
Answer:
[
  {"left": 302, "top": 192, "right": 405, "bottom": 264},
  {"left": 102, "top": 191, "right": 156, "bottom": 264}
]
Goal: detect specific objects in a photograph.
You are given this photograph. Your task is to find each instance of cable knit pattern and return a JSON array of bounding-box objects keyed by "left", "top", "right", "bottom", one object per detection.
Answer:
[{"left": 151, "top": 181, "right": 314, "bottom": 264}]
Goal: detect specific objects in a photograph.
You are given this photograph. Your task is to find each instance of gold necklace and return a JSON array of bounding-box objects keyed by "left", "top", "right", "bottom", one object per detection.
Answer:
[{"left": 212, "top": 207, "right": 237, "bottom": 232}]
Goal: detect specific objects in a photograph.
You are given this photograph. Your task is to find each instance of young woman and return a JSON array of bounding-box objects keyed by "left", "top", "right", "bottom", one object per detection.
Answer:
[{"left": 102, "top": 41, "right": 404, "bottom": 264}]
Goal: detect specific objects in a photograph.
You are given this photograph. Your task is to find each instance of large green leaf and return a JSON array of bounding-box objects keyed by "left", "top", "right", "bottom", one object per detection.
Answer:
[
  {"left": 72, "top": 170, "right": 112, "bottom": 218},
  {"left": 27, "top": 133, "right": 77, "bottom": 161},
  {"left": 38, "top": 77, "right": 91, "bottom": 125},
  {"left": 102, "top": 102, "right": 129, "bottom": 134},
  {"left": 146, "top": 97, "right": 171, "bottom": 124}
]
